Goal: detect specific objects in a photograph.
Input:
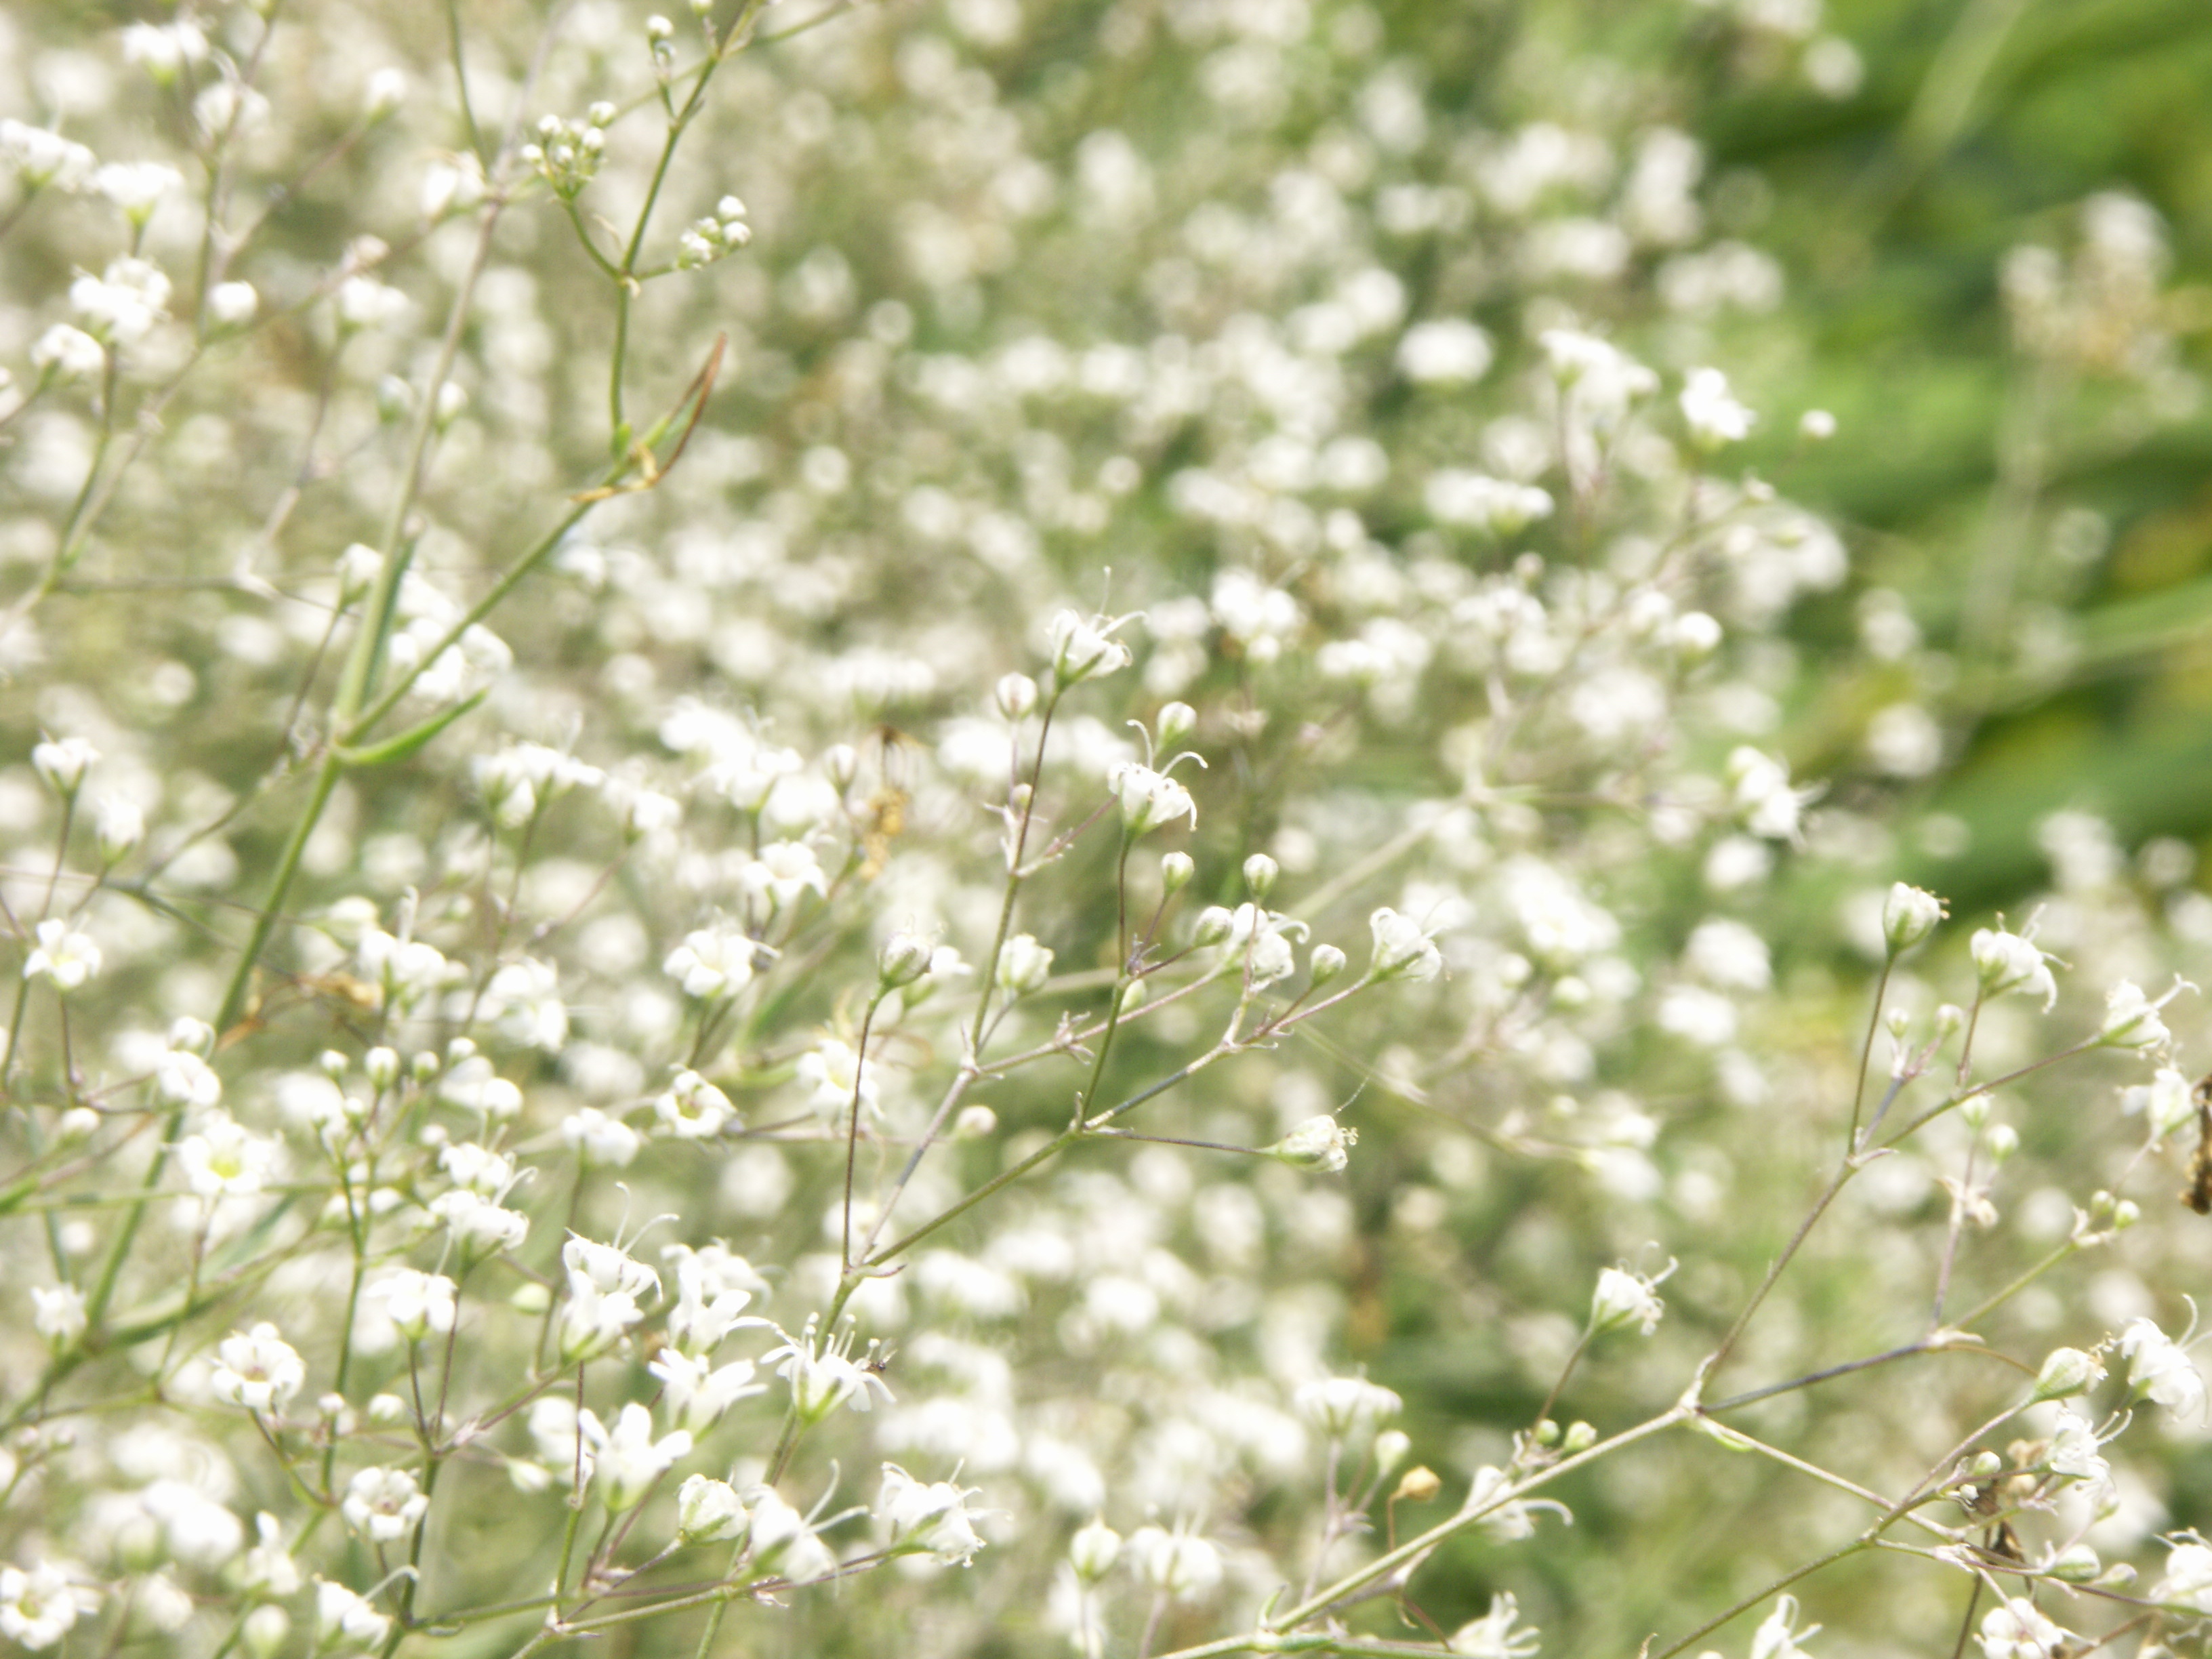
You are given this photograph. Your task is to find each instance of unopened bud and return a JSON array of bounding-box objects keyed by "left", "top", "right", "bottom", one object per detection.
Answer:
[
  {"left": 319, "top": 1049, "right": 349, "bottom": 1082},
  {"left": 1309, "top": 944, "right": 1348, "bottom": 987},
  {"left": 1392, "top": 1465, "right": 1442, "bottom": 1502},
  {"left": 1561, "top": 1420, "right": 1597, "bottom": 1453},
  {"left": 1069, "top": 1519, "right": 1121, "bottom": 1582},
  {"left": 2044, "top": 1543, "right": 2100, "bottom": 1584},
  {"left": 1193, "top": 906, "right": 1234, "bottom": 947},
  {"left": 824, "top": 743, "right": 859, "bottom": 789},
  {"left": 994, "top": 672, "right": 1038, "bottom": 722},
  {"left": 1982, "top": 1122, "right": 2018, "bottom": 1161},
  {"left": 1156, "top": 701, "right": 1197, "bottom": 750},
  {"left": 954, "top": 1105, "right": 997, "bottom": 1139},
  {"left": 1882, "top": 882, "right": 1945, "bottom": 954},
  {"left": 1160, "top": 851, "right": 1194, "bottom": 895},
  {"left": 1373, "top": 1429, "right": 1412, "bottom": 1474},
  {"left": 242, "top": 1605, "right": 290, "bottom": 1659},
  {"left": 2031, "top": 1347, "right": 2104, "bottom": 1402},
  {"left": 365, "top": 1046, "right": 401, "bottom": 1090},
  {"left": 1243, "top": 853, "right": 1278, "bottom": 899},
  {"left": 879, "top": 930, "right": 934, "bottom": 989}
]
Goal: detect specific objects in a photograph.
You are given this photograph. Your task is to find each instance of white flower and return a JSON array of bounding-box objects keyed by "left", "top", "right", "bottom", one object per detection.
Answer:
[
  {"left": 1109, "top": 762, "right": 1197, "bottom": 836},
  {"left": 207, "top": 280, "right": 258, "bottom": 327},
  {"left": 367, "top": 1269, "right": 457, "bottom": 1340},
  {"left": 1127, "top": 1525, "right": 1222, "bottom": 1601},
  {"left": 1975, "top": 1597, "right": 2068, "bottom": 1659},
  {"left": 579, "top": 1402, "right": 692, "bottom": 1513},
  {"left": 23, "top": 920, "right": 100, "bottom": 990},
  {"left": 313, "top": 1579, "right": 390, "bottom": 1650},
  {"left": 663, "top": 1244, "right": 771, "bottom": 1356},
  {"left": 664, "top": 926, "right": 755, "bottom": 1000},
  {"left": 482, "top": 957, "right": 569, "bottom": 1051},
  {"left": 177, "top": 1113, "right": 276, "bottom": 1198},
  {"left": 239, "top": 1513, "right": 300, "bottom": 1597},
  {"left": 765, "top": 1321, "right": 895, "bottom": 1425},
  {"left": 2100, "top": 977, "right": 2191, "bottom": 1049},
  {"left": 1590, "top": 1265, "right": 1667, "bottom": 1336},
  {"left": 0, "top": 1561, "right": 85, "bottom": 1651},
  {"left": 878, "top": 1464, "right": 988, "bottom": 1565},
  {"left": 2154, "top": 1540, "right": 2212, "bottom": 1613},
  {"left": 1969, "top": 926, "right": 2058, "bottom": 1011},
  {"left": 428, "top": 1189, "right": 530, "bottom": 1261},
  {"left": 995, "top": 933, "right": 1054, "bottom": 996},
  {"left": 2043, "top": 1409, "right": 2109, "bottom": 1483},
  {"left": 1881, "top": 882, "right": 1946, "bottom": 953},
  {"left": 1425, "top": 470, "right": 1554, "bottom": 535},
  {"left": 1750, "top": 1593, "right": 1821, "bottom": 1659},
  {"left": 29, "top": 1286, "right": 85, "bottom": 1347},
  {"left": 1727, "top": 747, "right": 1818, "bottom": 842},
  {"left": 1046, "top": 609, "right": 1136, "bottom": 685},
  {"left": 93, "top": 160, "right": 183, "bottom": 223},
  {"left": 796, "top": 1038, "right": 879, "bottom": 1124},
  {"left": 1294, "top": 1375, "right": 1402, "bottom": 1437},
  {"left": 70, "top": 257, "right": 171, "bottom": 346},
  {"left": 2119, "top": 1317, "right": 2205, "bottom": 1416},
  {"left": 211, "top": 1324, "right": 306, "bottom": 1412},
  {"left": 32, "top": 736, "right": 99, "bottom": 794},
  {"left": 743, "top": 1486, "right": 838, "bottom": 1584},
  {"left": 558, "top": 1280, "right": 646, "bottom": 1362},
  {"left": 1538, "top": 328, "right": 1658, "bottom": 424},
  {"left": 739, "top": 840, "right": 829, "bottom": 913},
  {"left": 1459, "top": 1465, "right": 1571, "bottom": 1540},
  {"left": 676, "top": 1474, "right": 749, "bottom": 1544},
  {"left": 155, "top": 1046, "right": 221, "bottom": 1109},
  {"left": 564, "top": 1234, "right": 661, "bottom": 1303},
  {"left": 1399, "top": 318, "right": 1494, "bottom": 385},
  {"left": 29, "top": 325, "right": 104, "bottom": 380},
  {"left": 2031, "top": 1347, "right": 2105, "bottom": 1401},
  {"left": 654, "top": 1069, "right": 737, "bottom": 1139},
  {"left": 0, "top": 121, "right": 95, "bottom": 191},
  {"left": 342, "top": 1467, "right": 428, "bottom": 1542},
  {"left": 1368, "top": 907, "right": 1443, "bottom": 982},
  {"left": 1269, "top": 1115, "right": 1357, "bottom": 1174},
  {"left": 1679, "top": 366, "right": 1755, "bottom": 447},
  {"left": 1449, "top": 1591, "right": 1542, "bottom": 1658},
  {"left": 1069, "top": 1519, "right": 1121, "bottom": 1581},
  {"left": 647, "top": 1348, "right": 767, "bottom": 1435},
  {"left": 560, "top": 1107, "right": 642, "bottom": 1167}
]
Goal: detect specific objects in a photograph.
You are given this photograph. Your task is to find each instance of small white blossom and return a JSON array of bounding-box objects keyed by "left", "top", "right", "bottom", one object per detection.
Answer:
[
  {"left": 1679, "top": 366, "right": 1755, "bottom": 447},
  {"left": 2119, "top": 1317, "right": 2205, "bottom": 1416},
  {"left": 649, "top": 1348, "right": 768, "bottom": 1435},
  {"left": 2043, "top": 1409, "right": 2109, "bottom": 1483},
  {"left": 1970, "top": 926, "right": 2058, "bottom": 1012},
  {"left": 29, "top": 1286, "right": 86, "bottom": 1347},
  {"left": 580, "top": 1402, "right": 693, "bottom": 1512},
  {"left": 1882, "top": 882, "right": 1946, "bottom": 953},
  {"left": 2154, "top": 1540, "right": 2212, "bottom": 1614},
  {"left": 1975, "top": 1597, "right": 2068, "bottom": 1659},
  {"left": 655, "top": 1069, "right": 737, "bottom": 1139},
  {"left": 30, "top": 324, "right": 104, "bottom": 380},
  {"left": 1046, "top": 609, "right": 1135, "bottom": 686},
  {"left": 878, "top": 1464, "right": 988, "bottom": 1565},
  {"left": 765, "top": 1320, "right": 895, "bottom": 1425},
  {"left": 1294, "top": 1375, "right": 1402, "bottom": 1437},
  {"left": 314, "top": 1579, "right": 390, "bottom": 1650},
  {"left": 561, "top": 1107, "right": 642, "bottom": 1167},
  {"left": 1449, "top": 1591, "right": 1542, "bottom": 1658},
  {"left": 676, "top": 1474, "right": 749, "bottom": 1544},
  {"left": 1127, "top": 1525, "right": 1223, "bottom": 1602},
  {"left": 366, "top": 1269, "right": 457, "bottom": 1341},
  {"left": 1109, "top": 762, "right": 1197, "bottom": 836},
  {"left": 0, "top": 1562, "right": 86, "bottom": 1651},
  {"left": 1590, "top": 1265, "right": 1667, "bottom": 1336},
  {"left": 995, "top": 933, "right": 1054, "bottom": 996},
  {"left": 2124, "top": 1067, "right": 2200, "bottom": 1141},
  {"left": 1368, "top": 907, "right": 1443, "bottom": 982},
  {"left": 177, "top": 1113, "right": 276, "bottom": 1198},
  {"left": 1269, "top": 1115, "right": 1356, "bottom": 1174},
  {"left": 2100, "top": 977, "right": 2190, "bottom": 1049},
  {"left": 743, "top": 1486, "right": 838, "bottom": 1584},
  {"left": 1750, "top": 1593, "right": 1820, "bottom": 1659},
  {"left": 211, "top": 1324, "right": 306, "bottom": 1412},
  {"left": 341, "top": 1467, "right": 428, "bottom": 1543},
  {"left": 22, "top": 920, "right": 100, "bottom": 991},
  {"left": 664, "top": 926, "right": 756, "bottom": 1000}
]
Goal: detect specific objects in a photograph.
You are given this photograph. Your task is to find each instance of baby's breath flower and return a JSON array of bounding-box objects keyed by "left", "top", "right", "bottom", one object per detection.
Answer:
[
  {"left": 2099, "top": 977, "right": 2192, "bottom": 1049},
  {"left": 676, "top": 1474, "right": 748, "bottom": 1544},
  {"left": 341, "top": 1468, "right": 427, "bottom": 1543},
  {"left": 2118, "top": 1317, "right": 2205, "bottom": 1416},
  {"left": 1109, "top": 761, "right": 1197, "bottom": 836},
  {"left": 664, "top": 926, "right": 756, "bottom": 1000},
  {"left": 1368, "top": 907, "right": 1443, "bottom": 983},
  {"left": 1589, "top": 1265, "right": 1668, "bottom": 1336},
  {"left": 654, "top": 1069, "right": 737, "bottom": 1139},
  {"left": 1127, "top": 1525, "right": 1222, "bottom": 1602},
  {"left": 1294, "top": 1375, "right": 1402, "bottom": 1437},
  {"left": 1448, "top": 1591, "right": 1541, "bottom": 1658},
  {"left": 648, "top": 1349, "right": 767, "bottom": 1435},
  {"left": 1679, "top": 366, "right": 1755, "bottom": 448},
  {"left": 878, "top": 1464, "right": 988, "bottom": 1565},
  {"left": 1750, "top": 1593, "right": 1820, "bottom": 1659},
  {"left": 313, "top": 1579, "right": 390, "bottom": 1650},
  {"left": 1882, "top": 882, "right": 1946, "bottom": 953},
  {"left": 1975, "top": 1597, "right": 2068, "bottom": 1659},
  {"left": 996, "top": 933, "right": 1054, "bottom": 996},
  {"left": 2031, "top": 1347, "right": 2105, "bottom": 1402},
  {"left": 561, "top": 1107, "right": 642, "bottom": 1168},
  {"left": 29, "top": 1286, "right": 86, "bottom": 1348},
  {"left": 581, "top": 1403, "right": 692, "bottom": 1513},
  {"left": 1046, "top": 609, "right": 1135, "bottom": 687},
  {"left": 0, "top": 1561, "right": 86, "bottom": 1652},
  {"left": 1069, "top": 1519, "right": 1121, "bottom": 1582},
  {"left": 211, "top": 1324, "right": 306, "bottom": 1412},
  {"left": 765, "top": 1319, "right": 895, "bottom": 1425},
  {"left": 743, "top": 1486, "right": 838, "bottom": 1584},
  {"left": 1970, "top": 924, "right": 2058, "bottom": 1011},
  {"left": 31, "top": 736, "right": 98, "bottom": 795},
  {"left": 2154, "top": 1540, "right": 2212, "bottom": 1613},
  {"left": 1268, "top": 1115, "right": 1355, "bottom": 1173},
  {"left": 367, "top": 1269, "right": 457, "bottom": 1341}
]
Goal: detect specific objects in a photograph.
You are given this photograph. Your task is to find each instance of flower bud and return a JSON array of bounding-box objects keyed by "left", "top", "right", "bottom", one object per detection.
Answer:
[
  {"left": 2031, "top": 1347, "right": 2105, "bottom": 1403},
  {"left": 169, "top": 1016, "right": 216, "bottom": 1057},
  {"left": 319, "top": 1050, "right": 348, "bottom": 1082},
  {"left": 243, "top": 1605, "right": 290, "bottom": 1659},
  {"left": 365, "top": 1046, "right": 400, "bottom": 1090},
  {"left": 1882, "top": 882, "right": 1945, "bottom": 954},
  {"left": 2044, "top": 1543, "right": 2101, "bottom": 1584},
  {"left": 954, "top": 1105, "right": 997, "bottom": 1139},
  {"left": 1267, "top": 1115, "right": 1354, "bottom": 1174},
  {"left": 1367, "top": 907, "right": 1443, "bottom": 983},
  {"left": 1193, "top": 906, "right": 1234, "bottom": 947},
  {"left": 32, "top": 736, "right": 98, "bottom": 796},
  {"left": 1160, "top": 851, "right": 1194, "bottom": 895},
  {"left": 1589, "top": 1267, "right": 1664, "bottom": 1336},
  {"left": 824, "top": 743, "right": 859, "bottom": 789},
  {"left": 1069, "top": 1519, "right": 1121, "bottom": 1583},
  {"left": 1983, "top": 1123, "right": 2018, "bottom": 1161},
  {"left": 1532, "top": 1418, "right": 1560, "bottom": 1446},
  {"left": 94, "top": 795, "right": 144, "bottom": 863},
  {"left": 1374, "top": 1429, "right": 1412, "bottom": 1475},
  {"left": 994, "top": 672, "right": 1038, "bottom": 721},
  {"left": 1156, "top": 701, "right": 1197, "bottom": 750},
  {"left": 995, "top": 933, "right": 1054, "bottom": 996},
  {"left": 1799, "top": 409, "right": 1837, "bottom": 441},
  {"left": 1309, "top": 943, "right": 1348, "bottom": 987},
  {"left": 1243, "top": 853, "right": 1278, "bottom": 899},
  {"left": 879, "top": 930, "right": 934, "bottom": 989},
  {"left": 676, "top": 1474, "right": 749, "bottom": 1544},
  {"left": 1959, "top": 1094, "right": 1991, "bottom": 1131},
  {"left": 1392, "top": 1465, "right": 1442, "bottom": 1502},
  {"left": 1562, "top": 1421, "right": 1597, "bottom": 1453},
  {"left": 1118, "top": 979, "right": 1146, "bottom": 1017}
]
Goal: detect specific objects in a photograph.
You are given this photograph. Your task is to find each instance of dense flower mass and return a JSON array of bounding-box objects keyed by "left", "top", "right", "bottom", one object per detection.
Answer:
[{"left": 0, "top": 3, "right": 2208, "bottom": 1659}]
